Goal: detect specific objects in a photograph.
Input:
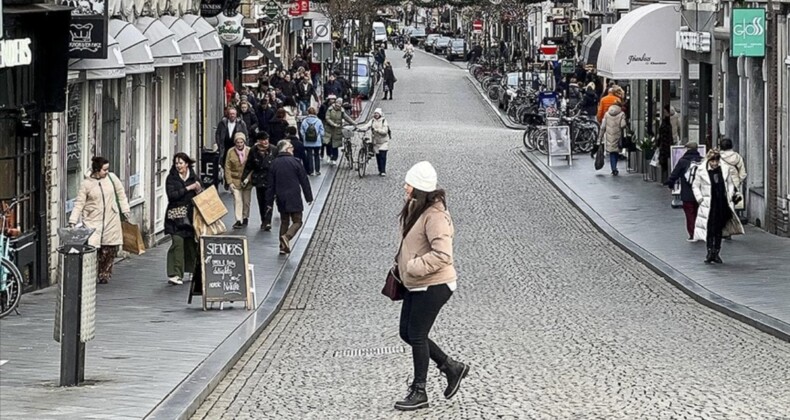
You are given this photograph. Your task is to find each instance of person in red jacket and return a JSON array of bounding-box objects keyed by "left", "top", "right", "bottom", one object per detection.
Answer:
[{"left": 225, "top": 79, "right": 235, "bottom": 106}]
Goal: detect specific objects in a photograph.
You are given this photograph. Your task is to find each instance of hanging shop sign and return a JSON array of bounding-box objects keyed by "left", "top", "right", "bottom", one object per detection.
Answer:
[
  {"left": 216, "top": 13, "right": 245, "bottom": 46},
  {"left": 59, "top": 0, "right": 108, "bottom": 59},
  {"left": 0, "top": 38, "right": 33, "bottom": 69},
  {"left": 539, "top": 44, "right": 559, "bottom": 62},
  {"left": 561, "top": 59, "right": 575, "bottom": 75},
  {"left": 201, "top": 0, "right": 227, "bottom": 18},
  {"left": 730, "top": 8, "right": 765, "bottom": 57},
  {"left": 288, "top": 0, "right": 309, "bottom": 17},
  {"left": 264, "top": 0, "right": 280, "bottom": 19},
  {"left": 676, "top": 30, "right": 711, "bottom": 53}
]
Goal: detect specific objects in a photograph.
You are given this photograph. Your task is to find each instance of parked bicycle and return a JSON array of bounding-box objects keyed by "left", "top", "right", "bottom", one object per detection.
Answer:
[
  {"left": 341, "top": 125, "right": 357, "bottom": 170},
  {"left": 355, "top": 127, "right": 375, "bottom": 178},
  {"left": 1, "top": 199, "right": 23, "bottom": 319}
]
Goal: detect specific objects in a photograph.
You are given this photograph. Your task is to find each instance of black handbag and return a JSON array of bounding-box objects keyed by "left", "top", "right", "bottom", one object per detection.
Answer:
[{"left": 594, "top": 143, "right": 605, "bottom": 170}]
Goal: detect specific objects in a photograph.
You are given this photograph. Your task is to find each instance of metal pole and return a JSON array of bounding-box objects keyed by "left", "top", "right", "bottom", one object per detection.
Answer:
[{"left": 60, "top": 252, "right": 85, "bottom": 387}]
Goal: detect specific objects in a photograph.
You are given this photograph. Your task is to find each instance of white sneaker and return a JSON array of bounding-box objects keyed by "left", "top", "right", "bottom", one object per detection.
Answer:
[{"left": 168, "top": 276, "right": 183, "bottom": 285}]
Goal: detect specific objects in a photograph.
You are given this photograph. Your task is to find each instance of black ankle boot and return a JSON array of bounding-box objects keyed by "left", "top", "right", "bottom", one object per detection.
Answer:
[
  {"left": 704, "top": 248, "right": 714, "bottom": 263},
  {"left": 394, "top": 382, "right": 428, "bottom": 411},
  {"left": 713, "top": 249, "right": 723, "bottom": 264},
  {"left": 438, "top": 357, "right": 470, "bottom": 399}
]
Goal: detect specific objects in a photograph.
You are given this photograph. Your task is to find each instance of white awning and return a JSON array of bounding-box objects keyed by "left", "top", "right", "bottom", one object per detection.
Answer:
[
  {"left": 597, "top": 4, "right": 681, "bottom": 80},
  {"left": 182, "top": 14, "right": 223, "bottom": 60},
  {"left": 134, "top": 16, "right": 183, "bottom": 67},
  {"left": 68, "top": 34, "right": 126, "bottom": 80},
  {"left": 109, "top": 19, "right": 154, "bottom": 74},
  {"left": 158, "top": 15, "right": 204, "bottom": 63}
]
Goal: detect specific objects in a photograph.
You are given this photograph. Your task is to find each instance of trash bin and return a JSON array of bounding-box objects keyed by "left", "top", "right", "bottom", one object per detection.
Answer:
[{"left": 53, "top": 227, "right": 97, "bottom": 386}]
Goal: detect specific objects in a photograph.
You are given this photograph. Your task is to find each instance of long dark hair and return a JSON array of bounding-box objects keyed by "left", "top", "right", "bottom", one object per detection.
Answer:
[
  {"left": 173, "top": 152, "right": 195, "bottom": 167},
  {"left": 399, "top": 188, "right": 447, "bottom": 237},
  {"left": 91, "top": 156, "right": 109, "bottom": 174}
]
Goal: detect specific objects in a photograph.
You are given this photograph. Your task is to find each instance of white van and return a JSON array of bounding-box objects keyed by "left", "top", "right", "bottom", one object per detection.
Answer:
[{"left": 372, "top": 22, "right": 387, "bottom": 45}]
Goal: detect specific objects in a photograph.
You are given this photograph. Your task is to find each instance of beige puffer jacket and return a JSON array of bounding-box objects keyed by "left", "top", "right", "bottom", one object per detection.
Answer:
[
  {"left": 597, "top": 105, "right": 627, "bottom": 153},
  {"left": 397, "top": 202, "right": 457, "bottom": 290}
]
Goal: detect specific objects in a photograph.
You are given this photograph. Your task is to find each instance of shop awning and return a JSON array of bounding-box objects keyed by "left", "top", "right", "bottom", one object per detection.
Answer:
[
  {"left": 109, "top": 19, "right": 154, "bottom": 74},
  {"left": 597, "top": 4, "right": 681, "bottom": 79},
  {"left": 68, "top": 34, "right": 126, "bottom": 80},
  {"left": 134, "top": 16, "right": 183, "bottom": 67},
  {"left": 182, "top": 14, "right": 223, "bottom": 60},
  {"left": 158, "top": 15, "right": 204, "bottom": 63},
  {"left": 581, "top": 29, "right": 601, "bottom": 67}
]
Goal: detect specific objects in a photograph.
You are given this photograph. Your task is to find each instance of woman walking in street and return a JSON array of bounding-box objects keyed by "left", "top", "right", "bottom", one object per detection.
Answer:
[
  {"left": 356, "top": 108, "right": 390, "bottom": 176},
  {"left": 691, "top": 149, "right": 744, "bottom": 263},
  {"left": 225, "top": 133, "right": 252, "bottom": 229},
  {"left": 69, "top": 156, "right": 131, "bottom": 284},
  {"left": 597, "top": 100, "right": 627, "bottom": 176},
  {"left": 165, "top": 153, "right": 203, "bottom": 285},
  {"left": 383, "top": 60, "right": 396, "bottom": 100},
  {"left": 299, "top": 106, "right": 325, "bottom": 175},
  {"left": 394, "top": 161, "right": 469, "bottom": 411}
]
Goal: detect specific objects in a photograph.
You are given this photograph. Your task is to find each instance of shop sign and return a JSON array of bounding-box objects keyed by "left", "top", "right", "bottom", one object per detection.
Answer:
[
  {"left": 201, "top": 0, "right": 226, "bottom": 18},
  {"left": 730, "top": 8, "right": 765, "bottom": 57},
  {"left": 676, "top": 30, "right": 711, "bottom": 53},
  {"left": 561, "top": 59, "right": 575, "bottom": 75},
  {"left": 288, "top": 0, "right": 308, "bottom": 17},
  {"left": 264, "top": 0, "right": 280, "bottom": 19},
  {"left": 60, "top": 0, "right": 108, "bottom": 59},
  {"left": 0, "top": 38, "right": 33, "bottom": 69},
  {"left": 216, "top": 13, "right": 245, "bottom": 46}
]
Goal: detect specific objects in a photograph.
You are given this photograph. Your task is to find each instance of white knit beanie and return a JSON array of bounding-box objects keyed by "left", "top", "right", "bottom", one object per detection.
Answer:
[{"left": 404, "top": 161, "right": 437, "bottom": 192}]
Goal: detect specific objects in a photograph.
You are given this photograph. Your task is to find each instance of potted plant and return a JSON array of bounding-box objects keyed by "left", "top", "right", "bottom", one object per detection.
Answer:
[{"left": 637, "top": 137, "right": 655, "bottom": 160}]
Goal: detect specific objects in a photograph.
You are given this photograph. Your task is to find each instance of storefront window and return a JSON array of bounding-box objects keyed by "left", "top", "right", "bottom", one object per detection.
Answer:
[{"left": 66, "top": 83, "right": 84, "bottom": 216}]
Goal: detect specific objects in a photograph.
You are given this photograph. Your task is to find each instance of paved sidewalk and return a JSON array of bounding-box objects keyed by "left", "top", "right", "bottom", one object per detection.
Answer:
[
  {"left": 0, "top": 94, "right": 380, "bottom": 419},
  {"left": 521, "top": 150, "right": 790, "bottom": 341}
]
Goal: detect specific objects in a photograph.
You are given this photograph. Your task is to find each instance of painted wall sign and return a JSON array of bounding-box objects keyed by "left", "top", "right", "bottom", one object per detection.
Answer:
[
  {"left": 730, "top": 8, "right": 765, "bottom": 57},
  {"left": 0, "top": 38, "right": 33, "bottom": 69},
  {"left": 216, "top": 13, "right": 244, "bottom": 46},
  {"left": 60, "top": 0, "right": 108, "bottom": 59}
]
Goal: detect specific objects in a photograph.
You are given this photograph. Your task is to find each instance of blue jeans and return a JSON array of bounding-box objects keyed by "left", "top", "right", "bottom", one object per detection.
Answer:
[
  {"left": 610, "top": 152, "right": 619, "bottom": 173},
  {"left": 376, "top": 150, "right": 388, "bottom": 174},
  {"left": 298, "top": 100, "right": 309, "bottom": 114},
  {"left": 305, "top": 147, "right": 321, "bottom": 174}
]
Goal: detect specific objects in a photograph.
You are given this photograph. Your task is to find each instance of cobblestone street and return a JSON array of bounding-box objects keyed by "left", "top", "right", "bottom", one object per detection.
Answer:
[{"left": 192, "top": 52, "right": 790, "bottom": 419}]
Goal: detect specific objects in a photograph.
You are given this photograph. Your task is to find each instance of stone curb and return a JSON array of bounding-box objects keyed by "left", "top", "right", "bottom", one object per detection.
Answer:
[
  {"left": 518, "top": 149, "right": 790, "bottom": 343},
  {"left": 144, "top": 88, "right": 381, "bottom": 420}
]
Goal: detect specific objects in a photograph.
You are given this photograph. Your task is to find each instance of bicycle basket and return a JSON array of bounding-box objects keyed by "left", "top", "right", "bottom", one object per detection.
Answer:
[{"left": 342, "top": 127, "right": 354, "bottom": 138}]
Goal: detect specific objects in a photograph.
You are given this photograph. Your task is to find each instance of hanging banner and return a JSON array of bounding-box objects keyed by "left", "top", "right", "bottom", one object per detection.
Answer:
[
  {"left": 730, "top": 8, "right": 766, "bottom": 57},
  {"left": 60, "top": 0, "right": 108, "bottom": 59}
]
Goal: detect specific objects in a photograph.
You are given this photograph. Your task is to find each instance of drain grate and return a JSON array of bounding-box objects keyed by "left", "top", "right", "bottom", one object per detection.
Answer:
[
  {"left": 333, "top": 346, "right": 406, "bottom": 358},
  {"left": 409, "top": 101, "right": 425, "bottom": 105}
]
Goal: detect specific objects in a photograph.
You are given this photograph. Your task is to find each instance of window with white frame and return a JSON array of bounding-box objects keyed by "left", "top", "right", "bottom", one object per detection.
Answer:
[{"left": 129, "top": 74, "right": 148, "bottom": 201}]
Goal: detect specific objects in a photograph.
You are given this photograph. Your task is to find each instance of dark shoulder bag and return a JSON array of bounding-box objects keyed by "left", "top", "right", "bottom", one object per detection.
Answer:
[{"left": 381, "top": 238, "right": 406, "bottom": 301}]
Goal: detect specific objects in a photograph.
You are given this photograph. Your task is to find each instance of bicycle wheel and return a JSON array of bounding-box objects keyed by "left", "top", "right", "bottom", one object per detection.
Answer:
[
  {"left": 535, "top": 130, "right": 549, "bottom": 155},
  {"left": 576, "top": 128, "right": 597, "bottom": 153},
  {"left": 522, "top": 128, "right": 534, "bottom": 150},
  {"left": 0, "top": 258, "right": 23, "bottom": 319},
  {"left": 344, "top": 142, "right": 355, "bottom": 170},
  {"left": 357, "top": 148, "right": 368, "bottom": 178}
]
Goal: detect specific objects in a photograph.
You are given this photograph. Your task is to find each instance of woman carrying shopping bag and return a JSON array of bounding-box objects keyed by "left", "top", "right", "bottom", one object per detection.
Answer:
[
  {"left": 165, "top": 153, "right": 203, "bottom": 285},
  {"left": 69, "top": 156, "right": 131, "bottom": 284}
]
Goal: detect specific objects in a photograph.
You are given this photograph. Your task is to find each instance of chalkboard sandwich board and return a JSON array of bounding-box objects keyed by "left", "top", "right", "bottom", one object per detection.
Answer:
[{"left": 200, "top": 235, "right": 252, "bottom": 310}]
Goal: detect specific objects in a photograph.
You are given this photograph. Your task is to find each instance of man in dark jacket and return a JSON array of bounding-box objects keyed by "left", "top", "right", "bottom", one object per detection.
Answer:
[
  {"left": 256, "top": 99, "right": 276, "bottom": 137},
  {"left": 664, "top": 142, "right": 703, "bottom": 241},
  {"left": 265, "top": 140, "right": 314, "bottom": 254},
  {"left": 284, "top": 126, "right": 307, "bottom": 172},
  {"left": 241, "top": 132, "right": 277, "bottom": 230},
  {"left": 323, "top": 74, "right": 343, "bottom": 98},
  {"left": 296, "top": 75, "right": 319, "bottom": 114},
  {"left": 215, "top": 106, "right": 249, "bottom": 166}
]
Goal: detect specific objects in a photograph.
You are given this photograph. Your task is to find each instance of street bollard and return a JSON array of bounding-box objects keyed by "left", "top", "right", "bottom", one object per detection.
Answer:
[{"left": 54, "top": 227, "right": 97, "bottom": 387}]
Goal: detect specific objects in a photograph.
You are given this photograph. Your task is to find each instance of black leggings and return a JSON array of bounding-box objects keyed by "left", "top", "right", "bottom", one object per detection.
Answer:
[{"left": 399, "top": 284, "right": 452, "bottom": 384}]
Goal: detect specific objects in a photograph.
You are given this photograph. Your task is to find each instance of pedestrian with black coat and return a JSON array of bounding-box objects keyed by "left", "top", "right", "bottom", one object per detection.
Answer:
[
  {"left": 267, "top": 108, "right": 289, "bottom": 143},
  {"left": 383, "top": 61, "right": 396, "bottom": 100},
  {"left": 164, "top": 153, "right": 203, "bottom": 285},
  {"left": 664, "top": 142, "right": 703, "bottom": 241},
  {"left": 323, "top": 74, "right": 343, "bottom": 98},
  {"left": 285, "top": 126, "right": 307, "bottom": 170},
  {"left": 215, "top": 107, "right": 248, "bottom": 165},
  {"left": 265, "top": 140, "right": 314, "bottom": 254},
  {"left": 580, "top": 82, "right": 598, "bottom": 117},
  {"left": 256, "top": 99, "right": 276, "bottom": 136},
  {"left": 238, "top": 101, "right": 259, "bottom": 138},
  {"left": 241, "top": 132, "right": 277, "bottom": 231}
]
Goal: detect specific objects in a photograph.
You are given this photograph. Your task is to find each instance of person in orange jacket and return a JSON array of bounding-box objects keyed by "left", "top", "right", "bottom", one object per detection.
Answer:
[{"left": 597, "top": 85, "right": 624, "bottom": 123}]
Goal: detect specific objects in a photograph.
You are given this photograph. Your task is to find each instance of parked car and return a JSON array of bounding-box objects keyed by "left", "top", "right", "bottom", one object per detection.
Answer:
[
  {"left": 432, "top": 37, "right": 453, "bottom": 54},
  {"left": 406, "top": 26, "right": 427, "bottom": 45},
  {"left": 445, "top": 39, "right": 466, "bottom": 61},
  {"left": 334, "top": 57, "right": 374, "bottom": 99},
  {"left": 423, "top": 34, "right": 441, "bottom": 50}
]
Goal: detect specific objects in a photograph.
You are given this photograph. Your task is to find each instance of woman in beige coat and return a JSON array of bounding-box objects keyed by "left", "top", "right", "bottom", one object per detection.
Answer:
[
  {"left": 597, "top": 101, "right": 627, "bottom": 176},
  {"left": 225, "top": 133, "right": 253, "bottom": 229},
  {"left": 69, "top": 156, "right": 131, "bottom": 284},
  {"left": 393, "top": 161, "right": 468, "bottom": 412}
]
